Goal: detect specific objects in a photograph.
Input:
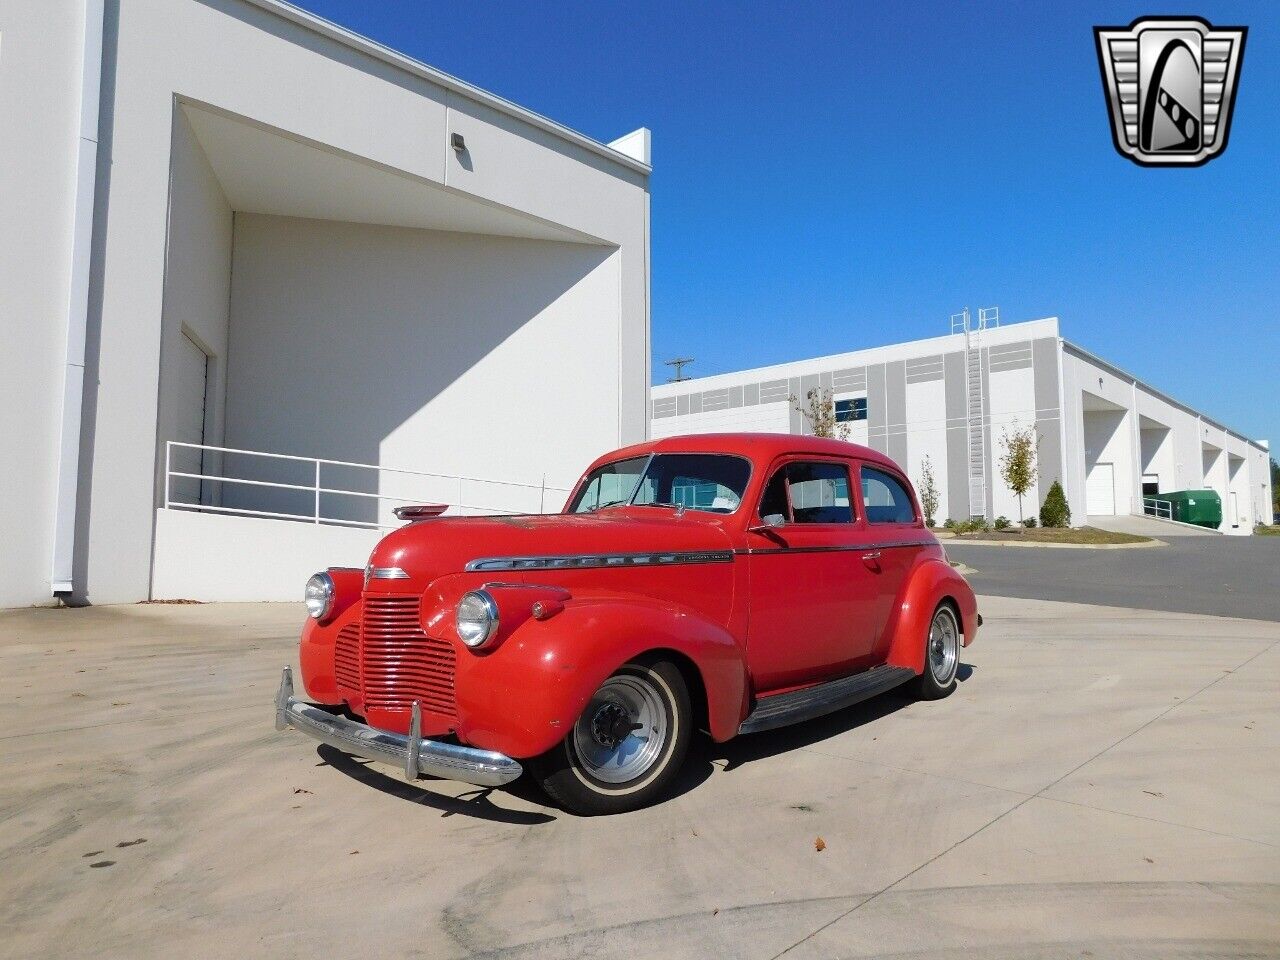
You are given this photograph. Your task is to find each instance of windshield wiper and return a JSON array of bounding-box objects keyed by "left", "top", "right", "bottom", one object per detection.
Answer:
[{"left": 589, "top": 498, "right": 631, "bottom": 512}]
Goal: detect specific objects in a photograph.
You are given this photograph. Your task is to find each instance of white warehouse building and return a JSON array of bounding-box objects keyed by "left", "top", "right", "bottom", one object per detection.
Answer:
[
  {"left": 1, "top": 0, "right": 651, "bottom": 608},
  {"left": 652, "top": 316, "right": 1271, "bottom": 535}
]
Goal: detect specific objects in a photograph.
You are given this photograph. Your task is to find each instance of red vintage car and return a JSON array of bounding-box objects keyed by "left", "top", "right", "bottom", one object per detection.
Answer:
[{"left": 276, "top": 433, "right": 978, "bottom": 814}]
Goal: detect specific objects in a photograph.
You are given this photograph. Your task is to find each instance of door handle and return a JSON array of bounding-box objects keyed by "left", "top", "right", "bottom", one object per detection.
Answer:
[{"left": 862, "top": 551, "right": 882, "bottom": 561}]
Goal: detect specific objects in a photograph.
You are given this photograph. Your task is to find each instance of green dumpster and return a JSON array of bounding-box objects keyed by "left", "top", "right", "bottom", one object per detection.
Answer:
[{"left": 1152, "top": 489, "right": 1222, "bottom": 529}]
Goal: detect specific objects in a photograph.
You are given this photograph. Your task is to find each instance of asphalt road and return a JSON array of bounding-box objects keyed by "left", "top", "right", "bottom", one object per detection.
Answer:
[
  {"left": 948, "top": 535, "right": 1280, "bottom": 622},
  {"left": 2, "top": 600, "right": 1278, "bottom": 959}
]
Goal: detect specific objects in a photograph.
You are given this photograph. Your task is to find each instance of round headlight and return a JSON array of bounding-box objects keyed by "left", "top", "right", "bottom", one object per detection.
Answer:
[
  {"left": 304, "top": 572, "right": 334, "bottom": 620},
  {"left": 456, "top": 590, "right": 499, "bottom": 648}
]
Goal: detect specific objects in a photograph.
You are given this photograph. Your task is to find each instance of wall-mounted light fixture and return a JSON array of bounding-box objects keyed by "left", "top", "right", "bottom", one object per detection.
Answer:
[{"left": 451, "top": 132, "right": 466, "bottom": 152}]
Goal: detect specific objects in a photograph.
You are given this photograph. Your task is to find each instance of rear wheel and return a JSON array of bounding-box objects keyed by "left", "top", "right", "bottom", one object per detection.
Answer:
[
  {"left": 914, "top": 603, "right": 960, "bottom": 700},
  {"left": 532, "top": 658, "right": 690, "bottom": 815}
]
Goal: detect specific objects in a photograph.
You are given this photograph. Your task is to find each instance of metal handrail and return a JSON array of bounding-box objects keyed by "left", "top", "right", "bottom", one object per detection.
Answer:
[
  {"left": 166, "top": 440, "right": 554, "bottom": 490},
  {"left": 164, "top": 441, "right": 571, "bottom": 530},
  {"left": 1141, "top": 496, "right": 1173, "bottom": 521}
]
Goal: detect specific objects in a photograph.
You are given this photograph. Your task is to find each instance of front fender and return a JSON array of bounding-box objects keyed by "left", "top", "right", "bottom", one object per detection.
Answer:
[
  {"left": 452, "top": 594, "right": 749, "bottom": 758},
  {"left": 883, "top": 557, "right": 979, "bottom": 673},
  {"left": 298, "top": 598, "right": 362, "bottom": 705}
]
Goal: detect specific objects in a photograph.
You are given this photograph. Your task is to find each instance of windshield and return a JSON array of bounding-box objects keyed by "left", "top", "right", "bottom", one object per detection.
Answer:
[{"left": 569, "top": 453, "right": 751, "bottom": 514}]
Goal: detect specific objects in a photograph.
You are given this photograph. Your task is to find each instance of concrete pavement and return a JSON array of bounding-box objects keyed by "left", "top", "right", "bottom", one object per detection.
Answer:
[
  {"left": 1, "top": 599, "right": 1277, "bottom": 959},
  {"left": 1088, "top": 513, "right": 1221, "bottom": 537}
]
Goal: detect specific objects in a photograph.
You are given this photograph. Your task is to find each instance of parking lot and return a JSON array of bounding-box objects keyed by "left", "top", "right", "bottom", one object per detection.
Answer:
[
  {"left": 948, "top": 531, "right": 1280, "bottom": 622},
  {"left": 3, "top": 592, "right": 1277, "bottom": 959}
]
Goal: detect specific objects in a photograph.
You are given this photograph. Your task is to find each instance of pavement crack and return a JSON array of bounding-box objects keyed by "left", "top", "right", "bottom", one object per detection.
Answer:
[{"left": 766, "top": 634, "right": 1280, "bottom": 960}]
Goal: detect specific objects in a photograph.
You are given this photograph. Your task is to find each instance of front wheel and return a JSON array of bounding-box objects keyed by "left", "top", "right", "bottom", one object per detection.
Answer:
[
  {"left": 913, "top": 603, "right": 961, "bottom": 700},
  {"left": 531, "top": 658, "right": 691, "bottom": 815}
]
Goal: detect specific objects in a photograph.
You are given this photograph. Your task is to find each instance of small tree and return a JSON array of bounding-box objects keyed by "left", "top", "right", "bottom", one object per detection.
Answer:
[
  {"left": 918, "top": 455, "right": 940, "bottom": 527},
  {"left": 791, "top": 388, "right": 850, "bottom": 441},
  {"left": 1272, "top": 457, "right": 1279, "bottom": 516},
  {"left": 1040, "top": 480, "right": 1071, "bottom": 528},
  {"left": 998, "top": 422, "right": 1039, "bottom": 524}
]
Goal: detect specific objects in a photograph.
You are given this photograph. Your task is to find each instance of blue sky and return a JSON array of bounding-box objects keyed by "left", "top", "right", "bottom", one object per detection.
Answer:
[{"left": 292, "top": 0, "right": 1278, "bottom": 448}]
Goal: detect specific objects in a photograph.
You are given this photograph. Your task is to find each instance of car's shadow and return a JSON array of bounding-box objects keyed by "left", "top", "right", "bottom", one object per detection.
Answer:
[
  {"left": 678, "top": 661, "right": 978, "bottom": 783},
  {"left": 315, "top": 743, "right": 556, "bottom": 824},
  {"left": 315, "top": 663, "right": 975, "bottom": 819}
]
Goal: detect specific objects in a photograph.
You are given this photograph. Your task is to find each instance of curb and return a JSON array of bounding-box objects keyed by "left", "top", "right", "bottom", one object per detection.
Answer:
[{"left": 947, "top": 537, "right": 1166, "bottom": 550}]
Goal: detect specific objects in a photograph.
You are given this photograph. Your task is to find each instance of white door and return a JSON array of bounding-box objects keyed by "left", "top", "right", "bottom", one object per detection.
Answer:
[
  {"left": 1086, "top": 462, "right": 1116, "bottom": 515},
  {"left": 170, "top": 333, "right": 209, "bottom": 505},
  {"left": 1231, "top": 491, "right": 1239, "bottom": 528}
]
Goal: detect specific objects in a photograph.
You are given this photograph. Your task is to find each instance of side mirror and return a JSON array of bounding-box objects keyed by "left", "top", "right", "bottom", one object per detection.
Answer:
[{"left": 748, "top": 514, "right": 787, "bottom": 538}]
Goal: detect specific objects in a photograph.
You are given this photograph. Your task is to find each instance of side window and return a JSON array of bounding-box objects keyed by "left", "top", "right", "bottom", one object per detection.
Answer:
[
  {"left": 787, "top": 462, "right": 853, "bottom": 524},
  {"left": 861, "top": 466, "right": 916, "bottom": 524},
  {"left": 758, "top": 468, "right": 790, "bottom": 525}
]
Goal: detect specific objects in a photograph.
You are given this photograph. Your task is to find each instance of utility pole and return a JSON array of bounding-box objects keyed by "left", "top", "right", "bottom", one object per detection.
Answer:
[{"left": 664, "top": 357, "right": 695, "bottom": 382}]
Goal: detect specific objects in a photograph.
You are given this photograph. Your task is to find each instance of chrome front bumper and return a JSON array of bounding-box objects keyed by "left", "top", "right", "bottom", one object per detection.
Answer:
[{"left": 274, "top": 667, "right": 523, "bottom": 788}]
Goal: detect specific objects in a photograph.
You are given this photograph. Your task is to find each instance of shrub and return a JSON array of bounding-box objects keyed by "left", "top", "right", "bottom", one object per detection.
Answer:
[
  {"left": 994, "top": 516, "right": 1010, "bottom": 530},
  {"left": 951, "top": 517, "right": 991, "bottom": 534},
  {"left": 942, "top": 517, "right": 956, "bottom": 529},
  {"left": 1040, "top": 481, "right": 1071, "bottom": 528},
  {"left": 1023, "top": 517, "right": 1038, "bottom": 528}
]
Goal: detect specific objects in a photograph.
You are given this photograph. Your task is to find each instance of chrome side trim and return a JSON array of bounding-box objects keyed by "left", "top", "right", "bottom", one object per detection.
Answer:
[
  {"left": 465, "top": 550, "right": 734, "bottom": 572},
  {"left": 366, "top": 565, "right": 411, "bottom": 579},
  {"left": 274, "top": 668, "right": 522, "bottom": 788}
]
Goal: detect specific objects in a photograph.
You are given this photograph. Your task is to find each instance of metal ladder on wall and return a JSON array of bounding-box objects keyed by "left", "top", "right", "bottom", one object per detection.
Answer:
[{"left": 951, "top": 307, "right": 999, "bottom": 520}]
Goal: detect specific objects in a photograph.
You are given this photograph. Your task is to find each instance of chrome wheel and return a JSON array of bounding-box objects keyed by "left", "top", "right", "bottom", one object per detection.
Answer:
[
  {"left": 571, "top": 674, "right": 669, "bottom": 785},
  {"left": 928, "top": 607, "right": 960, "bottom": 686}
]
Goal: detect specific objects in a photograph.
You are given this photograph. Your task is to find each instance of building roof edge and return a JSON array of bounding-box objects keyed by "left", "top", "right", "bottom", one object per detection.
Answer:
[{"left": 237, "top": 0, "right": 653, "bottom": 176}]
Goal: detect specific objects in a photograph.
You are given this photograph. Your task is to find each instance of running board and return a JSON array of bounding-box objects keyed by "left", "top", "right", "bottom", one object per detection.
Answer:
[{"left": 739, "top": 665, "right": 916, "bottom": 735}]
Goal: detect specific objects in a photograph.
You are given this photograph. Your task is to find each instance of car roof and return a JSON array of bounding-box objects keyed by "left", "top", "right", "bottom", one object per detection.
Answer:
[{"left": 590, "top": 433, "right": 904, "bottom": 473}]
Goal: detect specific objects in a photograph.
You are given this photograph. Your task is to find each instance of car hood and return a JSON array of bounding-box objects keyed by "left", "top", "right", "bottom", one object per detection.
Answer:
[{"left": 366, "top": 508, "right": 735, "bottom": 585}]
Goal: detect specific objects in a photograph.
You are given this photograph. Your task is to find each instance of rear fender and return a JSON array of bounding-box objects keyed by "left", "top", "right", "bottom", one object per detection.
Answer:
[
  {"left": 448, "top": 590, "right": 749, "bottom": 758},
  {"left": 883, "top": 557, "right": 979, "bottom": 673}
]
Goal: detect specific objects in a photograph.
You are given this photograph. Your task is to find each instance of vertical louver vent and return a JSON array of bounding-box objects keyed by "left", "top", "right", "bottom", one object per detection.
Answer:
[{"left": 334, "top": 622, "right": 361, "bottom": 697}]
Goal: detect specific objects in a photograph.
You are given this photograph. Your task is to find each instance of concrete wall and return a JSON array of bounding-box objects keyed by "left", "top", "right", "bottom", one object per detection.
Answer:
[
  {"left": 155, "top": 109, "right": 233, "bottom": 505},
  {"left": 0, "top": 1, "right": 87, "bottom": 607},
  {"left": 151, "top": 508, "right": 377, "bottom": 601},
  {"left": 2, "top": 0, "right": 649, "bottom": 606},
  {"left": 1139, "top": 421, "right": 1175, "bottom": 490},
  {"left": 223, "top": 214, "right": 619, "bottom": 522}
]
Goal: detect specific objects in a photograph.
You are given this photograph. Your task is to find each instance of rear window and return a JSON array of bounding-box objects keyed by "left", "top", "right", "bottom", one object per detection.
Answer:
[{"left": 861, "top": 466, "right": 916, "bottom": 524}]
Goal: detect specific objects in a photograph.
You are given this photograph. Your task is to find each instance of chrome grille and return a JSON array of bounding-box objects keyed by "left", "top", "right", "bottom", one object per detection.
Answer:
[
  {"left": 334, "top": 622, "right": 361, "bottom": 696},
  {"left": 361, "top": 595, "right": 457, "bottom": 718}
]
